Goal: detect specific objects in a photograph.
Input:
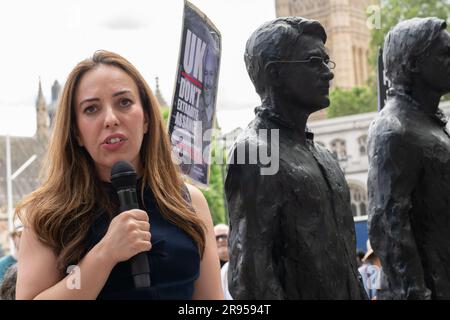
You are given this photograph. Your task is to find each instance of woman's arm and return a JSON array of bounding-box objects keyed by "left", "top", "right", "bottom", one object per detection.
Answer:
[
  {"left": 187, "top": 184, "right": 224, "bottom": 300},
  {"left": 16, "top": 209, "right": 151, "bottom": 300},
  {"left": 16, "top": 226, "right": 114, "bottom": 300}
]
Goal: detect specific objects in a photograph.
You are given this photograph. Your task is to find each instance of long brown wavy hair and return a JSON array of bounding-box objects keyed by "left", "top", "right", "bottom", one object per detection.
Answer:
[{"left": 15, "top": 50, "right": 206, "bottom": 275}]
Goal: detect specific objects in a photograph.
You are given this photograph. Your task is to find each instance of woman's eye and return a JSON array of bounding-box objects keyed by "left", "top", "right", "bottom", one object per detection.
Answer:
[
  {"left": 119, "top": 98, "right": 132, "bottom": 108},
  {"left": 84, "top": 105, "right": 97, "bottom": 114}
]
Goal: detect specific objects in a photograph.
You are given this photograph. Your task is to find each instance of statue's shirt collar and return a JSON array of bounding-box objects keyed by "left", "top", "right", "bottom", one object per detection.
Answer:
[
  {"left": 254, "top": 106, "right": 315, "bottom": 140},
  {"left": 388, "top": 87, "right": 448, "bottom": 127}
]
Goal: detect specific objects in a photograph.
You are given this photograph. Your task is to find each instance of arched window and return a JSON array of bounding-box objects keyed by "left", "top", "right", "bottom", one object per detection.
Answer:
[
  {"left": 358, "top": 135, "right": 367, "bottom": 156},
  {"left": 359, "top": 202, "right": 367, "bottom": 216},
  {"left": 348, "top": 183, "right": 368, "bottom": 217},
  {"left": 330, "top": 139, "right": 347, "bottom": 160}
]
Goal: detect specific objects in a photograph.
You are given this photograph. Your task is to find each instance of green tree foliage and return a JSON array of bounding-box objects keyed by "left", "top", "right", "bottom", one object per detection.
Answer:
[
  {"left": 161, "top": 106, "right": 170, "bottom": 128},
  {"left": 327, "top": 86, "right": 378, "bottom": 118},
  {"left": 369, "top": 0, "right": 449, "bottom": 67},
  {"left": 201, "top": 140, "right": 227, "bottom": 225}
]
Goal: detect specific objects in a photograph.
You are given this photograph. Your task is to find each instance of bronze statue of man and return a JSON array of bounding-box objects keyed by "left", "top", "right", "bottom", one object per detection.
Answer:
[
  {"left": 225, "top": 17, "right": 366, "bottom": 299},
  {"left": 368, "top": 17, "right": 450, "bottom": 299}
]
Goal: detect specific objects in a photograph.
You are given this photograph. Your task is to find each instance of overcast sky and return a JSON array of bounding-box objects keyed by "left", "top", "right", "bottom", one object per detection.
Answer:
[{"left": 0, "top": 0, "right": 276, "bottom": 136}]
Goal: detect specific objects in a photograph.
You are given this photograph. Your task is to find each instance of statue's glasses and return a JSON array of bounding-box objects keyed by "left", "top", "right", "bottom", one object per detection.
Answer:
[{"left": 265, "top": 56, "right": 336, "bottom": 70}]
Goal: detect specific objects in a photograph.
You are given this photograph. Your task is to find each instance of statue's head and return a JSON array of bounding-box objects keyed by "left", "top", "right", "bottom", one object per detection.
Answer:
[
  {"left": 244, "top": 17, "right": 334, "bottom": 113},
  {"left": 384, "top": 17, "right": 449, "bottom": 94}
]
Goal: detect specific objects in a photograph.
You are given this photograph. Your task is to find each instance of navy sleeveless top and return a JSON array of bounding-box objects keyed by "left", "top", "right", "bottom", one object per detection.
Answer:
[{"left": 85, "top": 181, "right": 200, "bottom": 300}]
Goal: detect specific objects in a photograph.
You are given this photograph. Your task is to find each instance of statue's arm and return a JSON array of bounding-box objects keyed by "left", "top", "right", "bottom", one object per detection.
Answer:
[
  {"left": 367, "top": 129, "right": 431, "bottom": 299},
  {"left": 225, "top": 145, "right": 285, "bottom": 299}
]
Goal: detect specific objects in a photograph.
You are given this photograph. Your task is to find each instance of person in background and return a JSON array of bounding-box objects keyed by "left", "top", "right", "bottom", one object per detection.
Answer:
[
  {"left": 358, "top": 240, "right": 381, "bottom": 300},
  {"left": 214, "top": 224, "right": 232, "bottom": 300},
  {"left": 0, "top": 264, "right": 17, "bottom": 300},
  {"left": 356, "top": 250, "right": 366, "bottom": 267},
  {"left": 0, "top": 224, "right": 22, "bottom": 282},
  {"left": 214, "top": 224, "right": 229, "bottom": 267}
]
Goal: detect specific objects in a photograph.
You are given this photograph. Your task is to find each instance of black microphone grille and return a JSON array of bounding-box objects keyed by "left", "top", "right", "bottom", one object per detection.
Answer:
[{"left": 111, "top": 161, "right": 137, "bottom": 190}]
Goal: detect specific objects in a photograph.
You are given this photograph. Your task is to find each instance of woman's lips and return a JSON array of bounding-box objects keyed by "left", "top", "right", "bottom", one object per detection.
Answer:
[{"left": 102, "top": 139, "right": 126, "bottom": 151}]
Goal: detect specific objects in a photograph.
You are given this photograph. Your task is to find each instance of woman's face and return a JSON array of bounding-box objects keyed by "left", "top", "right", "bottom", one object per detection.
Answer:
[{"left": 75, "top": 64, "right": 148, "bottom": 181}]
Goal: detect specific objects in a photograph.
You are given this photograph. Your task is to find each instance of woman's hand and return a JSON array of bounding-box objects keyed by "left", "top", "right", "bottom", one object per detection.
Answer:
[{"left": 98, "top": 209, "right": 151, "bottom": 265}]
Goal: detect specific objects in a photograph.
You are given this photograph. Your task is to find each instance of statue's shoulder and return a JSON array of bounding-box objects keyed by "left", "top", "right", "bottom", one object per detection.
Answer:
[
  {"left": 368, "top": 102, "right": 421, "bottom": 155},
  {"left": 231, "top": 118, "right": 273, "bottom": 150},
  {"left": 226, "top": 118, "right": 285, "bottom": 182},
  {"left": 369, "top": 101, "right": 412, "bottom": 140}
]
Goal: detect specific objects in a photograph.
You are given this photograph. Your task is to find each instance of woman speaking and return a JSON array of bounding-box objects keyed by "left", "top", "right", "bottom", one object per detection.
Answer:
[{"left": 15, "top": 50, "right": 223, "bottom": 300}]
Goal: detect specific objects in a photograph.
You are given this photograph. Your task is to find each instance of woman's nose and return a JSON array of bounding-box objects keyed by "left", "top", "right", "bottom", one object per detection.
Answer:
[{"left": 104, "top": 105, "right": 120, "bottom": 128}]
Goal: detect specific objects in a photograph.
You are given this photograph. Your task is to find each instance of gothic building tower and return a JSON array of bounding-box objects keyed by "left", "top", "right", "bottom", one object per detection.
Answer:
[
  {"left": 154, "top": 77, "right": 168, "bottom": 107},
  {"left": 35, "top": 79, "right": 50, "bottom": 141},
  {"left": 49, "top": 80, "right": 61, "bottom": 125}
]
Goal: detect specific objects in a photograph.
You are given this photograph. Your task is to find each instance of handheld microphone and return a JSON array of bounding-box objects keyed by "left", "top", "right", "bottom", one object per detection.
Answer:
[{"left": 111, "top": 160, "right": 151, "bottom": 288}]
